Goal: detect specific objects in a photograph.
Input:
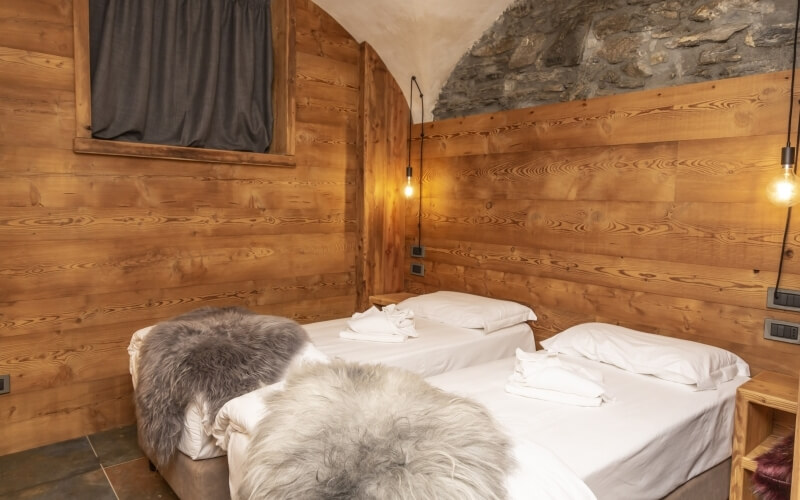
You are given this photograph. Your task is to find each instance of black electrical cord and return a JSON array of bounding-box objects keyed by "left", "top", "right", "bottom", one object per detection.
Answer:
[
  {"left": 774, "top": 0, "right": 800, "bottom": 300},
  {"left": 413, "top": 78, "right": 424, "bottom": 247},
  {"left": 787, "top": 0, "right": 800, "bottom": 148},
  {"left": 408, "top": 76, "right": 424, "bottom": 248},
  {"left": 406, "top": 78, "right": 413, "bottom": 178}
]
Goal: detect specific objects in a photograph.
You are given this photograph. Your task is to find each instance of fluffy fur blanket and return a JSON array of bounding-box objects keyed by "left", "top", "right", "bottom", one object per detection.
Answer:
[
  {"left": 135, "top": 306, "right": 309, "bottom": 466},
  {"left": 752, "top": 433, "right": 794, "bottom": 500},
  {"left": 239, "top": 361, "right": 513, "bottom": 500}
]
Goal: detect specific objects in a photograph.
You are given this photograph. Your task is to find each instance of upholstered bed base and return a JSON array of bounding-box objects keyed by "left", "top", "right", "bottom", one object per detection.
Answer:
[
  {"left": 154, "top": 453, "right": 230, "bottom": 500},
  {"left": 150, "top": 453, "right": 731, "bottom": 500},
  {"left": 662, "top": 458, "right": 731, "bottom": 500}
]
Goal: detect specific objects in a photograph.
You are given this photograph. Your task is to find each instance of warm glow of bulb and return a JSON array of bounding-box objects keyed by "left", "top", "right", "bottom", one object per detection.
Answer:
[
  {"left": 766, "top": 165, "right": 800, "bottom": 207},
  {"left": 404, "top": 180, "right": 414, "bottom": 198}
]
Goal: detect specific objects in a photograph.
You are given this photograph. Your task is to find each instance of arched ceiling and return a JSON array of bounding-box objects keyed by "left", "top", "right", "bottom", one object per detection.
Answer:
[{"left": 313, "top": 0, "right": 516, "bottom": 122}]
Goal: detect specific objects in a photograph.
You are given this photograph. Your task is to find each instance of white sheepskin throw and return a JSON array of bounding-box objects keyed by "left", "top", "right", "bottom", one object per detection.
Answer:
[
  {"left": 136, "top": 306, "right": 309, "bottom": 467},
  {"left": 239, "top": 361, "right": 513, "bottom": 500}
]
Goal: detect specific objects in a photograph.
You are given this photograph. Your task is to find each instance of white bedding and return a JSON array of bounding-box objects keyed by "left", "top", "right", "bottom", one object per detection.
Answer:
[
  {"left": 221, "top": 398, "right": 596, "bottom": 500},
  {"left": 216, "top": 353, "right": 746, "bottom": 499},
  {"left": 128, "top": 316, "right": 534, "bottom": 460},
  {"left": 427, "top": 356, "right": 748, "bottom": 500},
  {"left": 304, "top": 316, "right": 534, "bottom": 376}
]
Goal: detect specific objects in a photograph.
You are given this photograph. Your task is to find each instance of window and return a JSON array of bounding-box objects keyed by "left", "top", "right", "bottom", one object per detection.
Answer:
[{"left": 72, "top": 0, "right": 295, "bottom": 167}]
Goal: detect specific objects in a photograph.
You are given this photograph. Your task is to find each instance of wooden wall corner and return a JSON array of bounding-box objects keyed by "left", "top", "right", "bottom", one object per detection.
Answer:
[{"left": 356, "top": 41, "right": 408, "bottom": 311}]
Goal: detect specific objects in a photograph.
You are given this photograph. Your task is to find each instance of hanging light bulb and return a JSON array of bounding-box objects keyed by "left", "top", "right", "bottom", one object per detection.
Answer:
[
  {"left": 404, "top": 166, "right": 414, "bottom": 198},
  {"left": 766, "top": 146, "right": 800, "bottom": 207}
]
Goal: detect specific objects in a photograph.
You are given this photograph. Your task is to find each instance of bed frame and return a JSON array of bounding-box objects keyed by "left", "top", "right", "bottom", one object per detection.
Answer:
[
  {"left": 148, "top": 451, "right": 731, "bottom": 500},
  {"left": 150, "top": 453, "right": 229, "bottom": 500}
]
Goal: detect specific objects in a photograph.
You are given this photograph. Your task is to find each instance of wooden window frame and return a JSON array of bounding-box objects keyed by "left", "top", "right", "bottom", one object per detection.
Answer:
[{"left": 72, "top": 0, "right": 296, "bottom": 167}]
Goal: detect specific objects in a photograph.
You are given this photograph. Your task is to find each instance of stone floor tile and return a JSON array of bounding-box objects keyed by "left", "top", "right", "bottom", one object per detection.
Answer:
[
  {"left": 105, "top": 457, "right": 178, "bottom": 500},
  {"left": 3, "top": 469, "right": 115, "bottom": 500},
  {"left": 88, "top": 424, "right": 144, "bottom": 467},
  {"left": 0, "top": 437, "right": 99, "bottom": 495}
]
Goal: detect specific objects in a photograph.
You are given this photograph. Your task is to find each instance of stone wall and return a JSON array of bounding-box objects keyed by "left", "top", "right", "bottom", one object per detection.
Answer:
[{"left": 433, "top": 0, "right": 795, "bottom": 120}]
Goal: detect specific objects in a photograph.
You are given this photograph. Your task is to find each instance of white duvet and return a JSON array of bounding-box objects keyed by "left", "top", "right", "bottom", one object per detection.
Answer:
[
  {"left": 214, "top": 355, "right": 746, "bottom": 500},
  {"left": 428, "top": 357, "right": 747, "bottom": 500},
  {"left": 128, "top": 316, "right": 534, "bottom": 460},
  {"left": 213, "top": 374, "right": 596, "bottom": 500}
]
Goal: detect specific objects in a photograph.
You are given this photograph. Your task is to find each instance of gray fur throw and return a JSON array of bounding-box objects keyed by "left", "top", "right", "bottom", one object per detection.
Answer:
[
  {"left": 239, "top": 361, "right": 513, "bottom": 500},
  {"left": 135, "top": 306, "right": 309, "bottom": 467}
]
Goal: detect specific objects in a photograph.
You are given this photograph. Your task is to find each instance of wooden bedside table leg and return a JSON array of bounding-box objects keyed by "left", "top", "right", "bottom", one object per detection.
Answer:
[
  {"left": 730, "top": 394, "right": 750, "bottom": 500},
  {"left": 792, "top": 380, "right": 799, "bottom": 500}
]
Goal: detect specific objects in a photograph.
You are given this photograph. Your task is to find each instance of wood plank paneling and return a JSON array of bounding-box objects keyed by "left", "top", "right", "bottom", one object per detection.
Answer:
[
  {"left": 0, "top": 272, "right": 355, "bottom": 339},
  {"left": 296, "top": 51, "right": 359, "bottom": 91},
  {"left": 406, "top": 264, "right": 800, "bottom": 375},
  {"left": 0, "top": 0, "right": 388, "bottom": 455},
  {"left": 355, "top": 42, "right": 408, "bottom": 309},
  {"left": 421, "top": 72, "right": 792, "bottom": 159},
  {"left": 295, "top": 4, "right": 360, "bottom": 64},
  {"left": 0, "top": 17, "right": 72, "bottom": 58},
  {"left": 0, "top": 78, "right": 75, "bottom": 150},
  {"left": 675, "top": 134, "right": 783, "bottom": 203},
  {"left": 0, "top": 47, "right": 73, "bottom": 92},
  {"left": 3, "top": 232, "right": 354, "bottom": 301},
  {"left": 421, "top": 198, "right": 781, "bottom": 270},
  {"left": 0, "top": 173, "right": 350, "bottom": 209},
  {"left": 409, "top": 237, "right": 793, "bottom": 310},
  {"left": 0, "top": 207, "right": 353, "bottom": 242},
  {"left": 2, "top": 375, "right": 136, "bottom": 448},
  {"left": 0, "top": 144, "right": 355, "bottom": 179},
  {"left": 424, "top": 142, "right": 678, "bottom": 202},
  {"left": 408, "top": 70, "right": 800, "bottom": 379},
  {"left": 0, "top": 0, "right": 72, "bottom": 26}
]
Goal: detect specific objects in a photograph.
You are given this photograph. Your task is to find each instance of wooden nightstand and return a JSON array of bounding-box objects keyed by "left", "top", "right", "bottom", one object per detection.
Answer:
[
  {"left": 729, "top": 371, "right": 799, "bottom": 500},
  {"left": 368, "top": 292, "right": 417, "bottom": 308}
]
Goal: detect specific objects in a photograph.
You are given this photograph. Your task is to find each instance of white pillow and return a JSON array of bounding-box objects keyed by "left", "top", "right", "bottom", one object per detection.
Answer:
[
  {"left": 539, "top": 322, "right": 750, "bottom": 390},
  {"left": 396, "top": 291, "right": 537, "bottom": 333}
]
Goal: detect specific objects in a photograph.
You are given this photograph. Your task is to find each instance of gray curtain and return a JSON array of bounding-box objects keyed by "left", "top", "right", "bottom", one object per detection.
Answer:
[{"left": 89, "top": 0, "right": 274, "bottom": 153}]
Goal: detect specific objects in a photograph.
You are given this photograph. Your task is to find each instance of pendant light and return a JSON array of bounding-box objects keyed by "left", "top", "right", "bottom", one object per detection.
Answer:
[
  {"left": 766, "top": 0, "right": 800, "bottom": 207},
  {"left": 405, "top": 76, "right": 423, "bottom": 199},
  {"left": 770, "top": 0, "right": 800, "bottom": 301}
]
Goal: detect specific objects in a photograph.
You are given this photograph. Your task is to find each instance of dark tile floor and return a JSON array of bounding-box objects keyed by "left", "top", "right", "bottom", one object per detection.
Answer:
[{"left": 0, "top": 425, "right": 177, "bottom": 500}]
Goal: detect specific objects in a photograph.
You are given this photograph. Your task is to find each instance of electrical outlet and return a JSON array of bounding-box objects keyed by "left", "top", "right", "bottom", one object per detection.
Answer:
[
  {"left": 410, "top": 245, "right": 425, "bottom": 258},
  {"left": 766, "top": 287, "right": 800, "bottom": 312},
  {"left": 764, "top": 319, "right": 800, "bottom": 344},
  {"left": 410, "top": 262, "right": 425, "bottom": 276},
  {"left": 0, "top": 374, "right": 9, "bottom": 395}
]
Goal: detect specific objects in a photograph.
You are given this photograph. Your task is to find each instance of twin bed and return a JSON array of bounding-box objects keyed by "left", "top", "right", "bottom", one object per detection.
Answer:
[{"left": 129, "top": 292, "right": 750, "bottom": 499}]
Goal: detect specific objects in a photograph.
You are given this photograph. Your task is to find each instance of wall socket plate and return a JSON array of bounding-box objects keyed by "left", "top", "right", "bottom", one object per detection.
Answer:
[
  {"left": 410, "top": 245, "right": 425, "bottom": 258},
  {"left": 0, "top": 374, "right": 9, "bottom": 395},
  {"left": 764, "top": 318, "right": 800, "bottom": 344},
  {"left": 410, "top": 262, "right": 425, "bottom": 276},
  {"left": 766, "top": 287, "right": 800, "bottom": 312}
]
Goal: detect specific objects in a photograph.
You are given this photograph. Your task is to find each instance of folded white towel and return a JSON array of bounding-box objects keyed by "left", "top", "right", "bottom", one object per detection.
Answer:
[
  {"left": 347, "top": 304, "right": 417, "bottom": 336},
  {"left": 339, "top": 304, "right": 416, "bottom": 342},
  {"left": 506, "top": 349, "right": 612, "bottom": 405}
]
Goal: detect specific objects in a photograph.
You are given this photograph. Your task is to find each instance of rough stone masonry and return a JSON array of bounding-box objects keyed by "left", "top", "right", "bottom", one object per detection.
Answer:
[{"left": 434, "top": 0, "right": 796, "bottom": 120}]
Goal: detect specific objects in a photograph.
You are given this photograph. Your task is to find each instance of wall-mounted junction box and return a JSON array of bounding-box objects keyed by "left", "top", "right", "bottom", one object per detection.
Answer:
[
  {"left": 764, "top": 318, "right": 800, "bottom": 345},
  {"left": 0, "top": 374, "right": 9, "bottom": 395},
  {"left": 410, "top": 262, "right": 425, "bottom": 276},
  {"left": 766, "top": 287, "right": 800, "bottom": 312},
  {"left": 410, "top": 245, "right": 425, "bottom": 258}
]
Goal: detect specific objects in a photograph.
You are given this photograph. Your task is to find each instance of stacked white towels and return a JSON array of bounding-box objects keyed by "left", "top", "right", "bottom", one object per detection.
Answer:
[
  {"left": 338, "top": 304, "right": 417, "bottom": 343},
  {"left": 505, "top": 348, "right": 612, "bottom": 406}
]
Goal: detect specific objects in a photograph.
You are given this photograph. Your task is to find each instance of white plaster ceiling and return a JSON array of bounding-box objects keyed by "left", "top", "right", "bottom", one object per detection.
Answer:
[{"left": 312, "top": 0, "right": 516, "bottom": 122}]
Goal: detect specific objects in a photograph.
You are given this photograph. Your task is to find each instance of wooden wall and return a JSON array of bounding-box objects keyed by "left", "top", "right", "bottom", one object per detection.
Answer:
[
  {"left": 0, "top": 0, "right": 405, "bottom": 455},
  {"left": 356, "top": 43, "right": 408, "bottom": 310},
  {"left": 406, "top": 71, "right": 800, "bottom": 378}
]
